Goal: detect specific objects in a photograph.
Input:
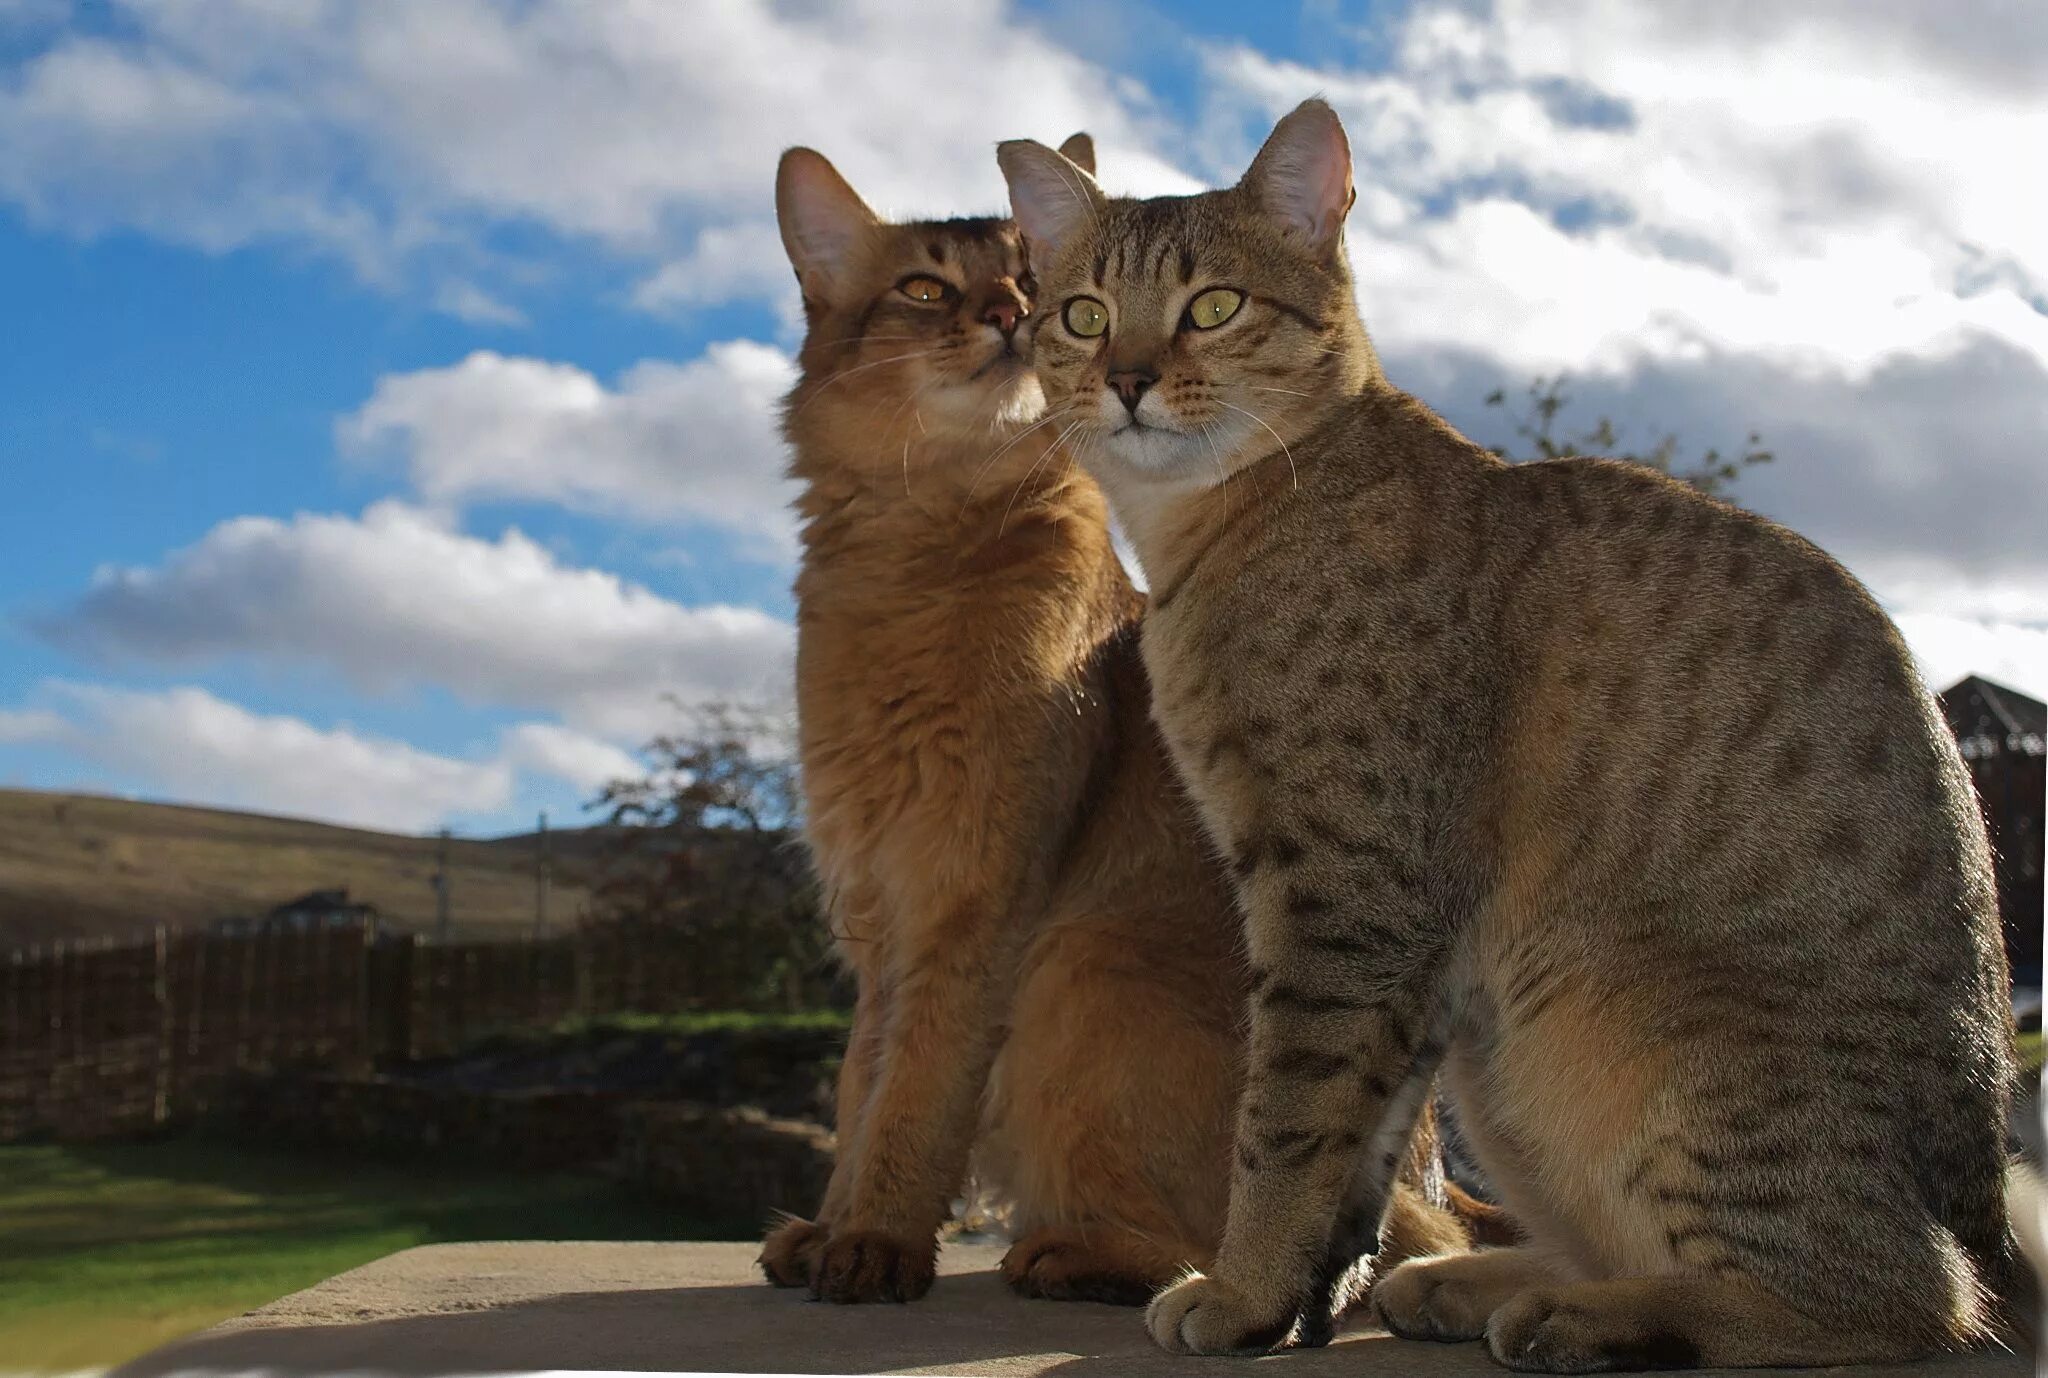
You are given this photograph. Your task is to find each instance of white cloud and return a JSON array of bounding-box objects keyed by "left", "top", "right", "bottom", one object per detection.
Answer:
[
  {"left": 39, "top": 501, "right": 794, "bottom": 739},
  {"left": 7, "top": 684, "right": 513, "bottom": 831},
  {"left": 1893, "top": 613, "right": 2048, "bottom": 704},
  {"left": 340, "top": 342, "right": 800, "bottom": 557},
  {"left": 8, "top": 0, "right": 2044, "bottom": 777},
  {"left": 631, "top": 221, "right": 795, "bottom": 317},
  {"left": 500, "top": 721, "right": 640, "bottom": 794},
  {"left": 1868, "top": 567, "right": 2048, "bottom": 630},
  {"left": 0, "top": 706, "right": 67, "bottom": 742},
  {"left": 1201, "top": 0, "right": 2048, "bottom": 378},
  {"left": 0, "top": 32, "right": 390, "bottom": 274},
  {"left": 432, "top": 279, "right": 527, "bottom": 327},
  {"left": 0, "top": 685, "right": 659, "bottom": 830},
  {"left": 0, "top": 0, "right": 1197, "bottom": 306}
]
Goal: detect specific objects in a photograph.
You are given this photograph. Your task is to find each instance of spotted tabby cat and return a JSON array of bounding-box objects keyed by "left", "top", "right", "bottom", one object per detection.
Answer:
[{"left": 998, "top": 100, "right": 2035, "bottom": 1370}]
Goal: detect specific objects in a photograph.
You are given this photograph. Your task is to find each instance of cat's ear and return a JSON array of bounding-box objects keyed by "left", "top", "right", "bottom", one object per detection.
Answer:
[
  {"left": 776, "top": 147, "right": 880, "bottom": 306},
  {"left": 1056, "top": 132, "right": 1096, "bottom": 176},
  {"left": 1239, "top": 98, "right": 1355, "bottom": 255},
  {"left": 998, "top": 138, "right": 1105, "bottom": 268}
]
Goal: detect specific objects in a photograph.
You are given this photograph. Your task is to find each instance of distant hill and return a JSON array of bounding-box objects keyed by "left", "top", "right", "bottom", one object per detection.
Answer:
[{"left": 0, "top": 789, "right": 607, "bottom": 950}]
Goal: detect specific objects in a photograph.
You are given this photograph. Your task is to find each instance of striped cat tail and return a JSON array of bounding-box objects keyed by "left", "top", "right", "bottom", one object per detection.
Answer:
[{"left": 1998, "top": 1159, "right": 2043, "bottom": 1349}]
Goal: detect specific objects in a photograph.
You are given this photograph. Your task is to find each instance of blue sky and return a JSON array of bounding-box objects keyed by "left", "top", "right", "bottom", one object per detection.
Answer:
[{"left": 2, "top": 1, "right": 2044, "bottom": 836}]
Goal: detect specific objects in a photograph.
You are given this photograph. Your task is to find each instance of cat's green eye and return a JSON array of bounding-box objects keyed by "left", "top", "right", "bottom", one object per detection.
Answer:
[
  {"left": 1187, "top": 288, "right": 1243, "bottom": 330},
  {"left": 899, "top": 276, "right": 950, "bottom": 303},
  {"left": 1064, "top": 297, "right": 1109, "bottom": 338}
]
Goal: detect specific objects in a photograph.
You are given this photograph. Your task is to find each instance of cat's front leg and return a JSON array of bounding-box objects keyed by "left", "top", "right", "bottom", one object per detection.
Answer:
[
  {"left": 760, "top": 970, "right": 890, "bottom": 1287},
  {"left": 1145, "top": 1056, "right": 1442, "bottom": 1353},
  {"left": 808, "top": 889, "right": 1015, "bottom": 1303},
  {"left": 1146, "top": 883, "right": 1448, "bottom": 1353}
]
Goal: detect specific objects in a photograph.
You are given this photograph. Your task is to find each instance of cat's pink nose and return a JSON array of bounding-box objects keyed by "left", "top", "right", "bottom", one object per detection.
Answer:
[{"left": 983, "top": 301, "right": 1021, "bottom": 336}]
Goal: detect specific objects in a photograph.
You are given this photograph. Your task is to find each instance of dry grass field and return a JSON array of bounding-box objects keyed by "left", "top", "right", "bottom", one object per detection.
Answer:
[{"left": 0, "top": 789, "right": 602, "bottom": 950}]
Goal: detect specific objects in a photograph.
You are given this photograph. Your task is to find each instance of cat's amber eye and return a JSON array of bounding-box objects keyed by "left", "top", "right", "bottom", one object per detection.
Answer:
[
  {"left": 1064, "top": 297, "right": 1109, "bottom": 337},
  {"left": 1187, "top": 288, "right": 1243, "bottom": 330},
  {"left": 898, "top": 276, "right": 950, "bottom": 303}
]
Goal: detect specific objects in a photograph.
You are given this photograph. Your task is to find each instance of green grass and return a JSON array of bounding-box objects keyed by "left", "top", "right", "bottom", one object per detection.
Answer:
[
  {"left": 446, "top": 1007, "right": 853, "bottom": 1059},
  {"left": 0, "top": 1135, "right": 739, "bottom": 1373},
  {"left": 554, "top": 1008, "right": 852, "bottom": 1037}
]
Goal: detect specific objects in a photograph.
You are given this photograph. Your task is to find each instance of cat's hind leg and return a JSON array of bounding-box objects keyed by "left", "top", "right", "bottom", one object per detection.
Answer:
[
  {"left": 759, "top": 1213, "right": 830, "bottom": 1289},
  {"left": 986, "top": 912, "right": 1236, "bottom": 1305},
  {"left": 1484, "top": 1274, "right": 1919, "bottom": 1373},
  {"left": 1374, "top": 1245, "right": 1567, "bottom": 1343},
  {"left": 1000, "top": 1225, "right": 1195, "bottom": 1305}
]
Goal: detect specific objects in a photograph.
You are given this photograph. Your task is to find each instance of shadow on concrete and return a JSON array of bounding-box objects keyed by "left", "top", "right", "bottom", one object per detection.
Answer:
[
  {"left": 107, "top": 1266, "right": 1497, "bottom": 1377},
  {"left": 108, "top": 1246, "right": 2031, "bottom": 1378}
]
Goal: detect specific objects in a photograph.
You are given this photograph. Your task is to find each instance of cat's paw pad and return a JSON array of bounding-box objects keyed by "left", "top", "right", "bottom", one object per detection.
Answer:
[
  {"left": 758, "top": 1215, "right": 829, "bottom": 1289},
  {"left": 1145, "top": 1273, "right": 1297, "bottom": 1354},
  {"left": 1373, "top": 1259, "right": 1494, "bottom": 1341},
  {"left": 1487, "top": 1288, "right": 1695, "bottom": 1373},
  {"left": 808, "top": 1229, "right": 936, "bottom": 1304},
  {"left": 1000, "top": 1228, "right": 1163, "bottom": 1306}
]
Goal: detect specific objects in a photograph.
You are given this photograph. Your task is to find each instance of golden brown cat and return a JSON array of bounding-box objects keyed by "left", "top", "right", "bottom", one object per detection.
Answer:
[
  {"left": 757, "top": 138, "right": 1483, "bottom": 1308},
  {"left": 1000, "top": 101, "right": 2034, "bottom": 1367}
]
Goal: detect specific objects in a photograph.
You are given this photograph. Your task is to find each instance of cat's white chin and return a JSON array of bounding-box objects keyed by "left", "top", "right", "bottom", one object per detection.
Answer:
[
  {"left": 1105, "top": 421, "right": 1187, "bottom": 470},
  {"left": 919, "top": 369, "right": 1044, "bottom": 433},
  {"left": 991, "top": 373, "right": 1046, "bottom": 427},
  {"left": 1097, "top": 423, "right": 1219, "bottom": 485}
]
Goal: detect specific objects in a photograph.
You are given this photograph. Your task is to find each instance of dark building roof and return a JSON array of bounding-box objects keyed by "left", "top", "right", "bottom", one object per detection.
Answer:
[{"left": 1940, "top": 675, "right": 2046, "bottom": 756}]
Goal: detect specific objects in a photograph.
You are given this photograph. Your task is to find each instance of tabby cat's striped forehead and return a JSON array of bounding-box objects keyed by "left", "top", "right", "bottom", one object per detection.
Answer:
[
  {"left": 1039, "top": 187, "right": 1348, "bottom": 331},
  {"left": 1081, "top": 196, "right": 1223, "bottom": 290}
]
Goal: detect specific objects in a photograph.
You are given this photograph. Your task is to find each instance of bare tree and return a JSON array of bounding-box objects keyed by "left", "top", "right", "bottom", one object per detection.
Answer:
[
  {"left": 587, "top": 700, "right": 835, "bottom": 1011},
  {"left": 1484, "top": 376, "right": 1774, "bottom": 500}
]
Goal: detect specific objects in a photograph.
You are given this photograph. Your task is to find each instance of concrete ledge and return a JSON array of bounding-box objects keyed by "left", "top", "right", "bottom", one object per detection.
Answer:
[{"left": 113, "top": 1241, "right": 2028, "bottom": 1377}]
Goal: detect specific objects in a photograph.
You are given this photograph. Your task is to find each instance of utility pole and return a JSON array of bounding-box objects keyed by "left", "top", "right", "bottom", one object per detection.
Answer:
[
  {"left": 533, "top": 810, "right": 552, "bottom": 939},
  {"left": 432, "top": 826, "right": 451, "bottom": 942}
]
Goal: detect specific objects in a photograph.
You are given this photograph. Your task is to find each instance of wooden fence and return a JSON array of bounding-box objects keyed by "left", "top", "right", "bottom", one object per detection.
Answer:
[{"left": 0, "top": 921, "right": 729, "bottom": 1142}]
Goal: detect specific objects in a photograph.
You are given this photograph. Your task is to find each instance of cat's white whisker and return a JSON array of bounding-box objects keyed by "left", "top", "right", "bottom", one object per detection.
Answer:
[
  {"left": 962, "top": 405, "right": 1072, "bottom": 506},
  {"left": 814, "top": 333, "right": 928, "bottom": 348},
  {"left": 790, "top": 347, "right": 949, "bottom": 416},
  {"left": 1195, "top": 419, "right": 1230, "bottom": 488},
  {"left": 1000, "top": 417, "right": 1087, "bottom": 536},
  {"left": 1046, "top": 156, "right": 1100, "bottom": 228},
  {"left": 1217, "top": 401, "right": 1298, "bottom": 491},
  {"left": 881, "top": 373, "right": 951, "bottom": 498}
]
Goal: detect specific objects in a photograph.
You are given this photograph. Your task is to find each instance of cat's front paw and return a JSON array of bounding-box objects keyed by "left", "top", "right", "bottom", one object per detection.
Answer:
[
  {"left": 808, "top": 1229, "right": 937, "bottom": 1304},
  {"left": 1144, "top": 1272, "right": 1298, "bottom": 1354},
  {"left": 1374, "top": 1258, "right": 1493, "bottom": 1341},
  {"left": 758, "top": 1215, "right": 829, "bottom": 1288}
]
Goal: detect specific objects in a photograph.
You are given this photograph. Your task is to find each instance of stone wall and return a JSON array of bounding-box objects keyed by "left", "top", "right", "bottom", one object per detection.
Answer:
[
  {"left": 618, "top": 1101, "right": 833, "bottom": 1224},
  {"left": 216, "top": 1070, "right": 834, "bottom": 1226},
  {"left": 217, "top": 1071, "right": 626, "bottom": 1168}
]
